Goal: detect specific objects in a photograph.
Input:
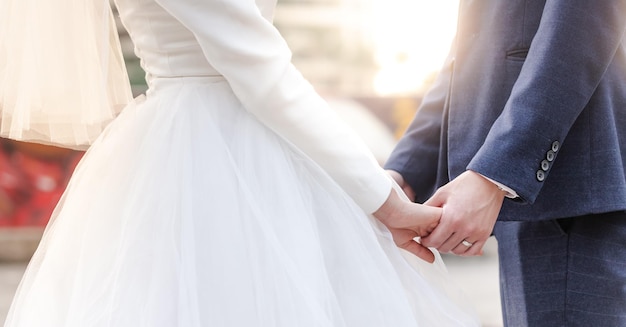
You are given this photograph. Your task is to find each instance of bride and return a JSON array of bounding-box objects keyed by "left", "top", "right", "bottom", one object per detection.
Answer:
[{"left": 0, "top": 0, "right": 479, "bottom": 326}]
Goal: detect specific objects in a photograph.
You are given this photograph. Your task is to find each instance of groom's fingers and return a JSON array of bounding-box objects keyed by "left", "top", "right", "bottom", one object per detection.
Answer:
[
  {"left": 462, "top": 239, "right": 486, "bottom": 256},
  {"left": 420, "top": 209, "right": 455, "bottom": 250},
  {"left": 423, "top": 189, "right": 445, "bottom": 208},
  {"left": 437, "top": 232, "right": 467, "bottom": 253},
  {"left": 451, "top": 240, "right": 484, "bottom": 256}
]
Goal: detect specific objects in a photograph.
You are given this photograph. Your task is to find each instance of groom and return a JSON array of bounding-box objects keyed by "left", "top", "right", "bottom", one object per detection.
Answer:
[{"left": 385, "top": 1, "right": 626, "bottom": 326}]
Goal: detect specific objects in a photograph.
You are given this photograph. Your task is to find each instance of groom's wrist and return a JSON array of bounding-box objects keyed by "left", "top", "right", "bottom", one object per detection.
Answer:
[{"left": 472, "top": 171, "right": 519, "bottom": 199}]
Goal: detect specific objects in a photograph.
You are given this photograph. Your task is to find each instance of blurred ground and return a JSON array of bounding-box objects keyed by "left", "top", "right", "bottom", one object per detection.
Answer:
[
  {"left": 446, "top": 237, "right": 503, "bottom": 327},
  {"left": 0, "top": 263, "right": 24, "bottom": 323},
  {"left": 0, "top": 233, "right": 502, "bottom": 326}
]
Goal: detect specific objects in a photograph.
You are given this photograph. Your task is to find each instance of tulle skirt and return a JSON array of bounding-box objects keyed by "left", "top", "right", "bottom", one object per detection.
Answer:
[{"left": 4, "top": 77, "right": 479, "bottom": 326}]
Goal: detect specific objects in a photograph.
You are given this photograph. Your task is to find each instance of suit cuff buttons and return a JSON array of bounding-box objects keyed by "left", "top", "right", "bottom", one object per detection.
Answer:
[{"left": 536, "top": 141, "right": 560, "bottom": 182}]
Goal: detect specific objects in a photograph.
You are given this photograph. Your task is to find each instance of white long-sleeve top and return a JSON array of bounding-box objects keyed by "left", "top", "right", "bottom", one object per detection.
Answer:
[{"left": 126, "top": 0, "right": 392, "bottom": 213}]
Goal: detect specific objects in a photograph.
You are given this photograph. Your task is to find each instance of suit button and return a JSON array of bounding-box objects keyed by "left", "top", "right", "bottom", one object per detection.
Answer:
[
  {"left": 546, "top": 150, "right": 555, "bottom": 162},
  {"left": 541, "top": 160, "right": 550, "bottom": 171},
  {"left": 552, "top": 141, "right": 560, "bottom": 152},
  {"left": 536, "top": 170, "right": 546, "bottom": 182}
]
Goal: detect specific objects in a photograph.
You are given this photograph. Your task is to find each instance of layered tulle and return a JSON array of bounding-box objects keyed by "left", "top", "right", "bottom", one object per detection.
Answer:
[
  {"left": 0, "top": 0, "right": 132, "bottom": 149},
  {"left": 5, "top": 77, "right": 479, "bottom": 326}
]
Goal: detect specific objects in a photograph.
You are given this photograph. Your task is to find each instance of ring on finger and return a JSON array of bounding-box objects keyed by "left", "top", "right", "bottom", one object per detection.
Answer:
[{"left": 461, "top": 239, "right": 474, "bottom": 247}]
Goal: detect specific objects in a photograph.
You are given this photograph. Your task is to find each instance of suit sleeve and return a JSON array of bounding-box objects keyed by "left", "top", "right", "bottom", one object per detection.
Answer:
[
  {"left": 467, "top": 0, "right": 626, "bottom": 203},
  {"left": 152, "top": 0, "right": 391, "bottom": 213},
  {"left": 384, "top": 54, "right": 453, "bottom": 203}
]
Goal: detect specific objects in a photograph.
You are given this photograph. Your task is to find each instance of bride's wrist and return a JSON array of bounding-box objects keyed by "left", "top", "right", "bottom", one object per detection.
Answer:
[{"left": 372, "top": 189, "right": 402, "bottom": 226}]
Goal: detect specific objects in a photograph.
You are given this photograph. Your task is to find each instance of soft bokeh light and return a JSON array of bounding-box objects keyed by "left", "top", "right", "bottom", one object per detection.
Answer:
[{"left": 372, "top": 0, "right": 459, "bottom": 95}]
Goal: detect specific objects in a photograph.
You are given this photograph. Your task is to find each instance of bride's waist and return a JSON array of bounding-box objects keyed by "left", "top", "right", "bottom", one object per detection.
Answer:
[
  {"left": 146, "top": 74, "right": 228, "bottom": 93},
  {"left": 148, "top": 74, "right": 226, "bottom": 83}
]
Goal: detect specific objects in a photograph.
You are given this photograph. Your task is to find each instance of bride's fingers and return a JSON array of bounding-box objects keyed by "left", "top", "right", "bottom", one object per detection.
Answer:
[
  {"left": 420, "top": 205, "right": 443, "bottom": 228},
  {"left": 401, "top": 240, "right": 435, "bottom": 263}
]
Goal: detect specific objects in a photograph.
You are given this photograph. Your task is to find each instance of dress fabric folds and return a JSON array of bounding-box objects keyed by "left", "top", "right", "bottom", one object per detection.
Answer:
[
  {"left": 2, "top": 0, "right": 480, "bottom": 325},
  {"left": 5, "top": 78, "right": 477, "bottom": 326}
]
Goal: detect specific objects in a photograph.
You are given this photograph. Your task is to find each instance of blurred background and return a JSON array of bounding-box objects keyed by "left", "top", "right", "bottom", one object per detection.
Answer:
[{"left": 0, "top": 0, "right": 503, "bottom": 325}]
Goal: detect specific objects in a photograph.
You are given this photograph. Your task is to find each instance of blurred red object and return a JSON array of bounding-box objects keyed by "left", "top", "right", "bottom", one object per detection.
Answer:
[{"left": 0, "top": 139, "right": 83, "bottom": 227}]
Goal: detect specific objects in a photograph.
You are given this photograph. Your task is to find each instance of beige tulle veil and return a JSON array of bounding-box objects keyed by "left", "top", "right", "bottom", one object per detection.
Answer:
[{"left": 0, "top": 0, "right": 132, "bottom": 149}]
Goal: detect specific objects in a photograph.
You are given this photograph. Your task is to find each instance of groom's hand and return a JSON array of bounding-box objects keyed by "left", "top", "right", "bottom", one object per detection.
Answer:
[
  {"left": 420, "top": 170, "right": 505, "bottom": 256},
  {"left": 373, "top": 189, "right": 441, "bottom": 263}
]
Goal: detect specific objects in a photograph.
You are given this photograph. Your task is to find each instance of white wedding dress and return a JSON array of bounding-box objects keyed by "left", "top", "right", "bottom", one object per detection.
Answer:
[{"left": 3, "top": 0, "right": 479, "bottom": 326}]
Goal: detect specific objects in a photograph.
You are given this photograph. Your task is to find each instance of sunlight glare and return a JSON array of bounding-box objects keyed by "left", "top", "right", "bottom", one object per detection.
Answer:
[{"left": 372, "top": 0, "right": 459, "bottom": 95}]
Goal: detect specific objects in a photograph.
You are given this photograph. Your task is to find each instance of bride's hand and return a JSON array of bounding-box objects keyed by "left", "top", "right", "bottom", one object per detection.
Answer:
[{"left": 373, "top": 189, "right": 441, "bottom": 263}]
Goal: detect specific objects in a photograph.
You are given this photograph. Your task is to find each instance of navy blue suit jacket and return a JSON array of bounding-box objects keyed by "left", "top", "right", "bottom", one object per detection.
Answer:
[{"left": 385, "top": 0, "right": 626, "bottom": 221}]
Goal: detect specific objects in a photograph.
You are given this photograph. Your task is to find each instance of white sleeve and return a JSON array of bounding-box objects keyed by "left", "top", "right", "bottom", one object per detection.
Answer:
[{"left": 153, "top": 0, "right": 392, "bottom": 213}]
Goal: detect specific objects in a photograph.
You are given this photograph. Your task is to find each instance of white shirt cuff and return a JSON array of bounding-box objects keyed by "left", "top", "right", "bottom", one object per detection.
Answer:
[{"left": 477, "top": 174, "right": 519, "bottom": 199}]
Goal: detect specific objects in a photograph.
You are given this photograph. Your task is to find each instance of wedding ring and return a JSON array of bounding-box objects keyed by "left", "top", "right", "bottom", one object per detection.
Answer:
[{"left": 461, "top": 240, "right": 474, "bottom": 247}]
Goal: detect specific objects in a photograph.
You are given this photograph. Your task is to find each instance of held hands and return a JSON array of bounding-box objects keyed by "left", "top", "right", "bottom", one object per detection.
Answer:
[
  {"left": 420, "top": 170, "right": 506, "bottom": 256},
  {"left": 373, "top": 188, "right": 441, "bottom": 263}
]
